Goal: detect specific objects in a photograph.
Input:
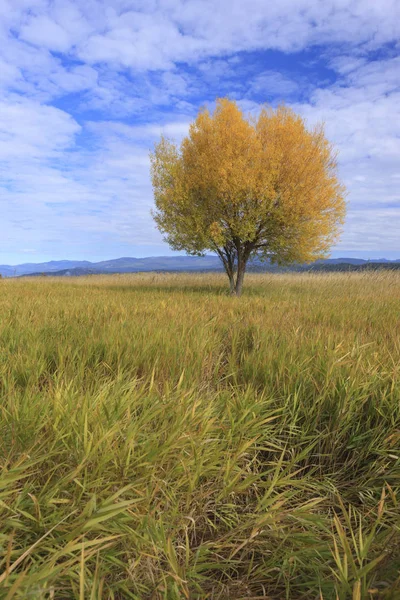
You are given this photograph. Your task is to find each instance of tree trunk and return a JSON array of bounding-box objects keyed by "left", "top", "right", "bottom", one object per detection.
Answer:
[
  {"left": 219, "top": 259, "right": 235, "bottom": 294},
  {"left": 216, "top": 245, "right": 237, "bottom": 295},
  {"left": 226, "top": 269, "right": 236, "bottom": 296},
  {"left": 228, "top": 271, "right": 235, "bottom": 294},
  {"left": 235, "top": 258, "right": 247, "bottom": 296}
]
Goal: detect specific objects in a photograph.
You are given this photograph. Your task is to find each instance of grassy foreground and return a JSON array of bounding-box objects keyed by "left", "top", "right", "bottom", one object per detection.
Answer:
[{"left": 0, "top": 272, "right": 399, "bottom": 599}]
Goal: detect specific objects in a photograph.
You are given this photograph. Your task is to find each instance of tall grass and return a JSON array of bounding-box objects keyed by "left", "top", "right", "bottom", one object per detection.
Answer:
[{"left": 0, "top": 272, "right": 399, "bottom": 598}]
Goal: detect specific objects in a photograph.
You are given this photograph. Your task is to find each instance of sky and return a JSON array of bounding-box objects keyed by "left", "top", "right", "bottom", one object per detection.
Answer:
[{"left": 0, "top": 0, "right": 399, "bottom": 264}]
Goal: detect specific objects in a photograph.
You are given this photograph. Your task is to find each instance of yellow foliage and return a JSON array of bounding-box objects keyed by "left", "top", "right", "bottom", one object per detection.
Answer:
[{"left": 150, "top": 98, "right": 346, "bottom": 294}]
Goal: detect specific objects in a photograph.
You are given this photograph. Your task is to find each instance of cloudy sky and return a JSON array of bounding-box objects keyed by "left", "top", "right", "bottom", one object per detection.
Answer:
[{"left": 0, "top": 0, "right": 399, "bottom": 263}]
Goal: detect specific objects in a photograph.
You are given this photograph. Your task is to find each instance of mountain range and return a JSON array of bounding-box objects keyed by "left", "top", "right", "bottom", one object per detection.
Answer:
[{"left": 1, "top": 256, "right": 399, "bottom": 277}]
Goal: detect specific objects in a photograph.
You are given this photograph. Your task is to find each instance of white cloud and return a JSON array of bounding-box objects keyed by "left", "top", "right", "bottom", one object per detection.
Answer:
[
  {"left": 0, "top": 97, "right": 80, "bottom": 160},
  {"left": 87, "top": 120, "right": 191, "bottom": 142},
  {"left": 344, "top": 56, "right": 400, "bottom": 95},
  {"left": 19, "top": 15, "right": 72, "bottom": 52},
  {"left": 248, "top": 71, "right": 300, "bottom": 99},
  {"left": 1, "top": 0, "right": 400, "bottom": 72}
]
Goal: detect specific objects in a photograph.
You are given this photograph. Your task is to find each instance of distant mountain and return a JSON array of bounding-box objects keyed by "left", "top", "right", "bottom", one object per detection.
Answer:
[
  {"left": 94, "top": 256, "right": 222, "bottom": 272},
  {"left": 0, "top": 260, "right": 93, "bottom": 277},
  {"left": 304, "top": 262, "right": 400, "bottom": 272},
  {"left": 4, "top": 256, "right": 222, "bottom": 277},
  {"left": 314, "top": 257, "right": 400, "bottom": 265},
  {"left": 1, "top": 255, "right": 399, "bottom": 278}
]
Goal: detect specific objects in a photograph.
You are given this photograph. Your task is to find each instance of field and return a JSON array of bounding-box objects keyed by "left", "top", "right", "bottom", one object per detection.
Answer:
[{"left": 0, "top": 272, "right": 400, "bottom": 599}]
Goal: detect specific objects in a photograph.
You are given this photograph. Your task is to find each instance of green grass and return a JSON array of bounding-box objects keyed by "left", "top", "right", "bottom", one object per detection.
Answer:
[{"left": 0, "top": 272, "right": 399, "bottom": 599}]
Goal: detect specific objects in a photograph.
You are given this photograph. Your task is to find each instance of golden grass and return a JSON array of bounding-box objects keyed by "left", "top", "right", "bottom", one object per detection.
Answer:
[{"left": 0, "top": 272, "right": 399, "bottom": 598}]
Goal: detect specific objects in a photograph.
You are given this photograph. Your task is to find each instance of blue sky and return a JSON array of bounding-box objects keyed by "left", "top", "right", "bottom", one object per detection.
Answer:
[{"left": 0, "top": 0, "right": 399, "bottom": 264}]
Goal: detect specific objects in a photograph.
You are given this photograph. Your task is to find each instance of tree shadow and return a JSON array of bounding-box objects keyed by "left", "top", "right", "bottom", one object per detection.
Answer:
[
  {"left": 100, "top": 284, "right": 230, "bottom": 296},
  {"left": 94, "top": 281, "right": 269, "bottom": 298}
]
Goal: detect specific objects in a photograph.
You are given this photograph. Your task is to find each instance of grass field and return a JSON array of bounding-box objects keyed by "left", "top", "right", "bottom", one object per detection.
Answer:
[{"left": 0, "top": 272, "right": 399, "bottom": 599}]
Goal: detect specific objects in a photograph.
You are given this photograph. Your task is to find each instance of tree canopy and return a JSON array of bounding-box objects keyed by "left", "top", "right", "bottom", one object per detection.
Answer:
[{"left": 150, "top": 99, "right": 346, "bottom": 295}]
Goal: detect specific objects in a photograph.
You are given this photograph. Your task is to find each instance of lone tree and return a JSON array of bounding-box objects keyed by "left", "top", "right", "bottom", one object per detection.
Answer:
[{"left": 150, "top": 99, "right": 346, "bottom": 295}]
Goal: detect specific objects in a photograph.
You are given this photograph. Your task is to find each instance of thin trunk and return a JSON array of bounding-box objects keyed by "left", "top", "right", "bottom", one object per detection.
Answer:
[
  {"left": 234, "top": 242, "right": 252, "bottom": 296},
  {"left": 228, "top": 271, "right": 235, "bottom": 294},
  {"left": 215, "top": 246, "right": 236, "bottom": 295},
  {"left": 221, "top": 261, "right": 234, "bottom": 293},
  {"left": 235, "top": 259, "right": 246, "bottom": 296},
  {"left": 225, "top": 245, "right": 236, "bottom": 295},
  {"left": 216, "top": 242, "right": 252, "bottom": 296},
  {"left": 220, "top": 255, "right": 235, "bottom": 294}
]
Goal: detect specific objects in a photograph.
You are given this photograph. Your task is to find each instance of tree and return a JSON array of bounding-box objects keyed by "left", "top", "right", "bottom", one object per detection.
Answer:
[{"left": 150, "top": 99, "right": 346, "bottom": 296}]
